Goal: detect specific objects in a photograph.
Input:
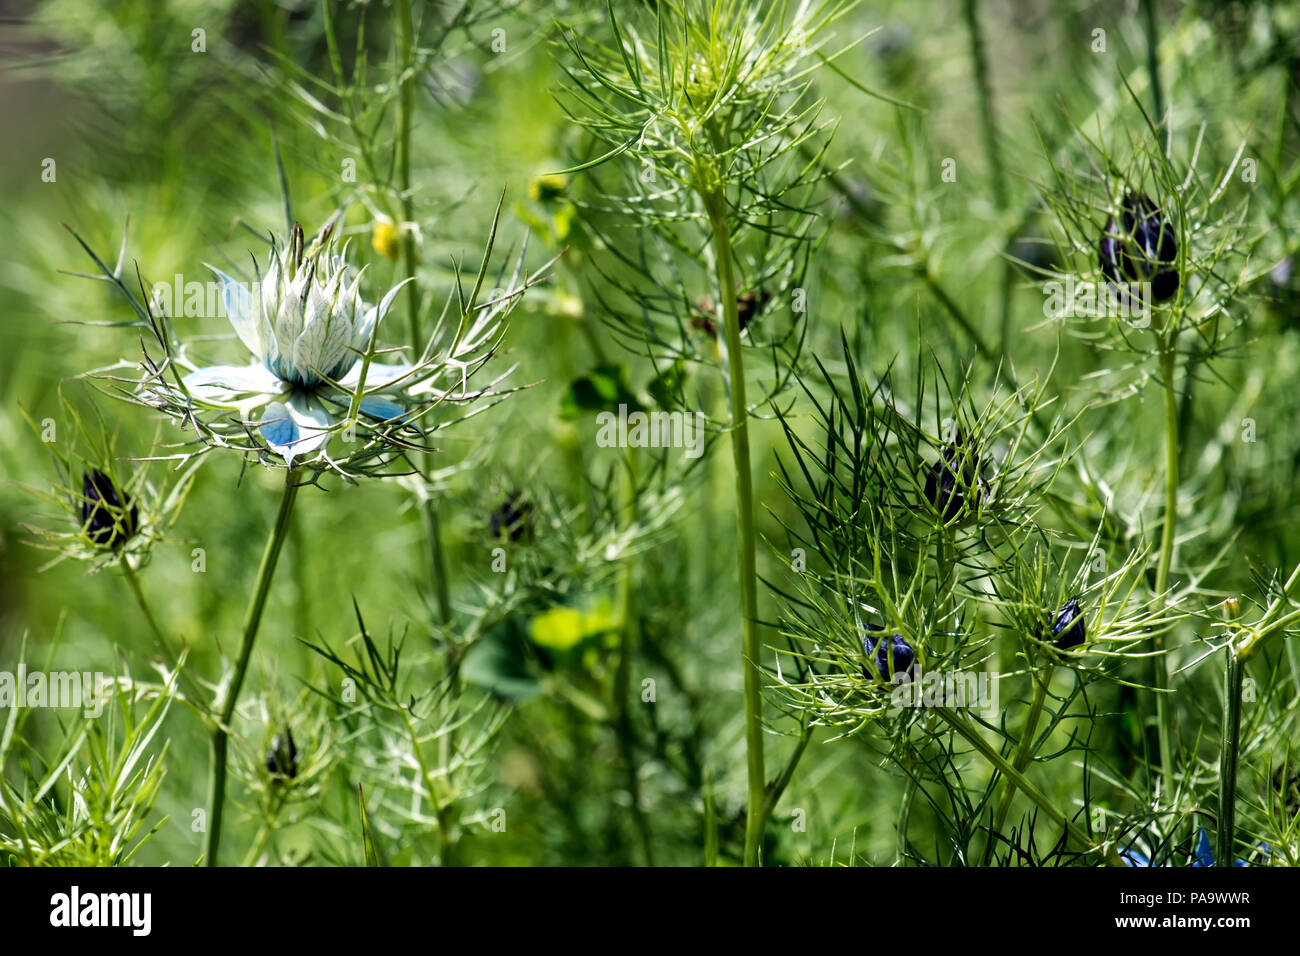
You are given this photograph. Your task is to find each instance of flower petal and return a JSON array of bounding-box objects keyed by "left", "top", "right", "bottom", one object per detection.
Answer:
[
  {"left": 184, "top": 363, "right": 284, "bottom": 400},
  {"left": 259, "top": 393, "right": 334, "bottom": 465},
  {"left": 207, "top": 266, "right": 263, "bottom": 357},
  {"left": 338, "top": 360, "right": 417, "bottom": 391},
  {"left": 359, "top": 396, "right": 407, "bottom": 421}
]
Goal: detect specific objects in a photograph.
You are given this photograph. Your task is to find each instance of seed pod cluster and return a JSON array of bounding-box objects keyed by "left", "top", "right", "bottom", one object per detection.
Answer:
[
  {"left": 81, "top": 469, "right": 139, "bottom": 550},
  {"left": 1098, "top": 192, "right": 1179, "bottom": 303}
]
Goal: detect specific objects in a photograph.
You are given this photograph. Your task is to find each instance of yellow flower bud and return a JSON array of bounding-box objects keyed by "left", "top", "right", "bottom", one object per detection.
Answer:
[{"left": 371, "top": 221, "right": 403, "bottom": 262}]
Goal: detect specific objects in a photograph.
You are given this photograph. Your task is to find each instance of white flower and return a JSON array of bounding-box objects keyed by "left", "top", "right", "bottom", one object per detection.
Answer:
[{"left": 181, "top": 224, "right": 415, "bottom": 465}]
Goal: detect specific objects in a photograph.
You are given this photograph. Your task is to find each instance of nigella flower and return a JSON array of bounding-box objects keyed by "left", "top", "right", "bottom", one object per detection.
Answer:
[
  {"left": 178, "top": 222, "right": 419, "bottom": 466},
  {"left": 861, "top": 624, "right": 915, "bottom": 681},
  {"left": 1098, "top": 192, "right": 1179, "bottom": 303},
  {"left": 80, "top": 469, "right": 139, "bottom": 550},
  {"left": 1122, "top": 830, "right": 1261, "bottom": 867}
]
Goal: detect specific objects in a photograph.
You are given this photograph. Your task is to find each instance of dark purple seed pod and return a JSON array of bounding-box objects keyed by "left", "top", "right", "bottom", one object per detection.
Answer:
[
  {"left": 81, "top": 469, "right": 139, "bottom": 550},
  {"left": 921, "top": 439, "right": 986, "bottom": 522},
  {"left": 266, "top": 727, "right": 299, "bottom": 780},
  {"left": 490, "top": 490, "right": 535, "bottom": 543},
  {"left": 861, "top": 625, "right": 915, "bottom": 680},
  {"left": 1050, "top": 597, "right": 1086, "bottom": 650},
  {"left": 1098, "top": 192, "right": 1179, "bottom": 303}
]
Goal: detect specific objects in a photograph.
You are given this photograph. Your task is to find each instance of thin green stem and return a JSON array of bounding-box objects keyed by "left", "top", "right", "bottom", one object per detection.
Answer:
[
  {"left": 702, "top": 188, "right": 766, "bottom": 867},
  {"left": 1152, "top": 344, "right": 1179, "bottom": 799},
  {"left": 204, "top": 469, "right": 301, "bottom": 866},
  {"left": 393, "top": 0, "right": 452, "bottom": 628},
  {"left": 614, "top": 450, "right": 654, "bottom": 865},
  {"left": 1216, "top": 649, "right": 1244, "bottom": 867},
  {"left": 963, "top": 0, "right": 1014, "bottom": 354},
  {"left": 395, "top": 0, "right": 419, "bottom": 347},
  {"left": 936, "top": 706, "right": 1121, "bottom": 863},
  {"left": 423, "top": 501, "right": 452, "bottom": 624},
  {"left": 895, "top": 771, "right": 917, "bottom": 866},
  {"left": 118, "top": 553, "right": 178, "bottom": 672},
  {"left": 1142, "top": 0, "right": 1165, "bottom": 125},
  {"left": 986, "top": 665, "right": 1051, "bottom": 862}
]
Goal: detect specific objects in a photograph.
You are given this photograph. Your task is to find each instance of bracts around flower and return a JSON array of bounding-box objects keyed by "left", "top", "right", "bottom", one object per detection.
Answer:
[{"left": 67, "top": 205, "right": 560, "bottom": 482}]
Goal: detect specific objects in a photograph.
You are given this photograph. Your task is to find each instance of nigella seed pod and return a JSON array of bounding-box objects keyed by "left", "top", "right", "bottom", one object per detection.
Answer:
[
  {"left": 921, "top": 438, "right": 987, "bottom": 523},
  {"left": 490, "top": 490, "right": 535, "bottom": 543},
  {"left": 735, "top": 289, "right": 771, "bottom": 332},
  {"left": 266, "top": 727, "right": 298, "bottom": 780},
  {"left": 861, "top": 625, "right": 915, "bottom": 681},
  {"left": 1098, "top": 192, "right": 1179, "bottom": 303},
  {"left": 81, "top": 469, "right": 139, "bottom": 550},
  {"left": 1050, "top": 597, "right": 1086, "bottom": 650}
]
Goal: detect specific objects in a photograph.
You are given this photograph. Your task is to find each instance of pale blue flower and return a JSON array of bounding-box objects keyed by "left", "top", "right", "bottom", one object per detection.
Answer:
[{"left": 180, "top": 224, "right": 417, "bottom": 465}]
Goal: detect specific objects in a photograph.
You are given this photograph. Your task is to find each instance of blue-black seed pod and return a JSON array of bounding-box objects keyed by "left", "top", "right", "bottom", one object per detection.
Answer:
[
  {"left": 81, "top": 469, "right": 139, "bottom": 550},
  {"left": 267, "top": 727, "right": 299, "bottom": 780},
  {"left": 1050, "top": 597, "right": 1086, "bottom": 650},
  {"left": 861, "top": 625, "right": 915, "bottom": 680},
  {"left": 1098, "top": 192, "right": 1179, "bottom": 303},
  {"left": 922, "top": 439, "right": 986, "bottom": 522},
  {"left": 490, "top": 490, "right": 534, "bottom": 543}
]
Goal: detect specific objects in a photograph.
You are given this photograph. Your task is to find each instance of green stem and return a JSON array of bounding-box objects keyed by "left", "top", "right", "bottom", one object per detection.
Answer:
[
  {"left": 936, "top": 706, "right": 1119, "bottom": 863},
  {"left": 1152, "top": 345, "right": 1179, "bottom": 799},
  {"left": 702, "top": 189, "right": 766, "bottom": 867},
  {"left": 394, "top": 0, "right": 453, "bottom": 630},
  {"left": 395, "top": 0, "right": 420, "bottom": 347},
  {"left": 1216, "top": 649, "right": 1244, "bottom": 867},
  {"left": 963, "top": 0, "right": 1014, "bottom": 354},
  {"left": 1142, "top": 0, "right": 1165, "bottom": 125},
  {"left": 895, "top": 771, "right": 917, "bottom": 866},
  {"left": 423, "top": 500, "right": 452, "bottom": 624},
  {"left": 986, "top": 665, "right": 1051, "bottom": 861},
  {"left": 118, "top": 553, "right": 178, "bottom": 672},
  {"left": 204, "top": 469, "right": 301, "bottom": 866},
  {"left": 614, "top": 451, "right": 654, "bottom": 865}
]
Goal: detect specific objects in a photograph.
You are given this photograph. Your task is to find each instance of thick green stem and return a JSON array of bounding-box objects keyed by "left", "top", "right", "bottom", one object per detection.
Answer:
[
  {"left": 1216, "top": 650, "right": 1244, "bottom": 867},
  {"left": 963, "top": 0, "right": 1014, "bottom": 354},
  {"left": 702, "top": 189, "right": 766, "bottom": 867},
  {"left": 1152, "top": 345, "right": 1178, "bottom": 798},
  {"left": 614, "top": 451, "right": 654, "bottom": 865},
  {"left": 1142, "top": 0, "right": 1165, "bottom": 125},
  {"left": 986, "top": 665, "right": 1051, "bottom": 861},
  {"left": 204, "top": 470, "right": 301, "bottom": 866}
]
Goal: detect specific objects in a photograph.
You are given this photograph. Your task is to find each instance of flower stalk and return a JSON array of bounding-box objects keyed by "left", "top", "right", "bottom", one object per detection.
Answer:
[
  {"left": 1152, "top": 342, "right": 1179, "bottom": 798},
  {"left": 204, "top": 468, "right": 301, "bottom": 866},
  {"left": 702, "top": 187, "right": 766, "bottom": 867},
  {"left": 1216, "top": 648, "right": 1244, "bottom": 867}
]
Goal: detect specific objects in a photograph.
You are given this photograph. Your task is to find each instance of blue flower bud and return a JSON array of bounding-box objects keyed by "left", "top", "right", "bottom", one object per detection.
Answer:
[
  {"left": 1098, "top": 192, "right": 1179, "bottom": 303},
  {"left": 1050, "top": 597, "right": 1086, "bottom": 650},
  {"left": 922, "top": 438, "right": 986, "bottom": 522},
  {"left": 491, "top": 490, "right": 535, "bottom": 542},
  {"left": 861, "top": 625, "right": 915, "bottom": 680},
  {"left": 266, "top": 727, "right": 299, "bottom": 780},
  {"left": 81, "top": 469, "right": 139, "bottom": 550}
]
